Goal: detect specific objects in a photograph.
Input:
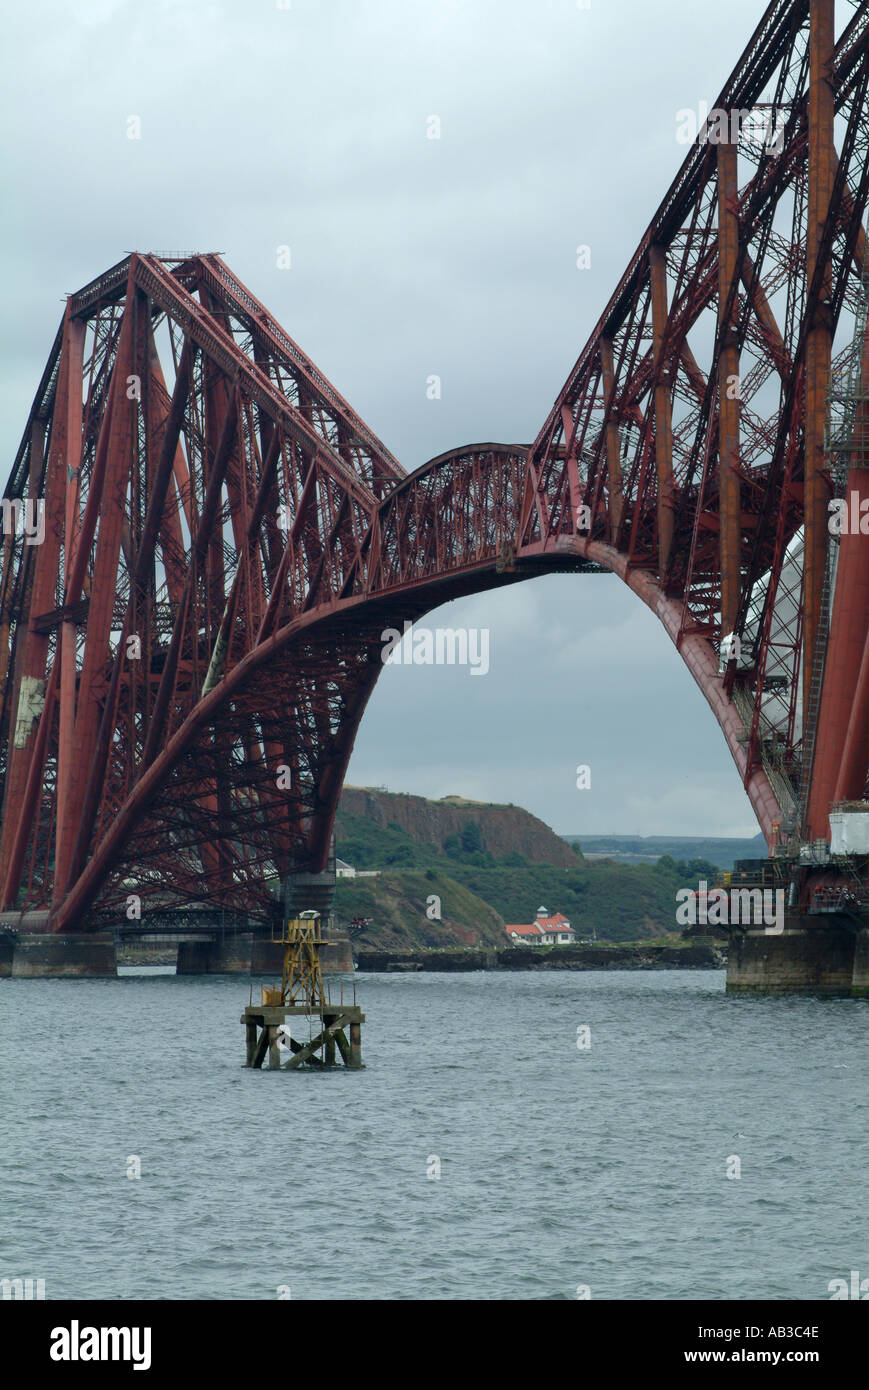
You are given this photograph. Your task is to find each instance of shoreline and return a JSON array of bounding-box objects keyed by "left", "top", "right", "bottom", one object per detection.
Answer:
[
  {"left": 356, "top": 942, "right": 727, "bottom": 972},
  {"left": 114, "top": 941, "right": 727, "bottom": 973}
]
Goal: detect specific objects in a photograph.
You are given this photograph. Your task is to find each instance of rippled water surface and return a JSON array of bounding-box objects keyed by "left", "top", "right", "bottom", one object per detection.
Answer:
[{"left": 2, "top": 968, "right": 867, "bottom": 1300}]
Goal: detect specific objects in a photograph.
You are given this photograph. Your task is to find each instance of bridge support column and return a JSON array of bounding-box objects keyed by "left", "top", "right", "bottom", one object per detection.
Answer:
[
  {"left": 176, "top": 935, "right": 263, "bottom": 974},
  {"left": 0, "top": 934, "right": 15, "bottom": 977},
  {"left": 717, "top": 137, "right": 742, "bottom": 640},
  {"left": 802, "top": 0, "right": 835, "bottom": 731},
  {"left": 4, "top": 932, "right": 117, "bottom": 978},
  {"left": 726, "top": 917, "right": 859, "bottom": 996}
]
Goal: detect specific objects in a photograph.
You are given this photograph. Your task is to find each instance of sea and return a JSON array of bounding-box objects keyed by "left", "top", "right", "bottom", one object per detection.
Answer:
[{"left": 2, "top": 967, "right": 867, "bottom": 1301}]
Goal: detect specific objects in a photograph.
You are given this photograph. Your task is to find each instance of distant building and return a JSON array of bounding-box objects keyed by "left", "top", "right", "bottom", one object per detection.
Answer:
[
  {"left": 505, "top": 905, "right": 575, "bottom": 946},
  {"left": 336, "top": 859, "right": 379, "bottom": 879}
]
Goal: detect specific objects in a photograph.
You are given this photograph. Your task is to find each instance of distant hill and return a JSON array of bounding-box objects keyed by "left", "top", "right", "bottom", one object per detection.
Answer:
[
  {"left": 333, "top": 789, "right": 722, "bottom": 948},
  {"left": 562, "top": 833, "right": 766, "bottom": 869}
]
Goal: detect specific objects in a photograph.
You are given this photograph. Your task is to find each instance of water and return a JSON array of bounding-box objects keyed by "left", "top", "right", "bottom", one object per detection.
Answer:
[{"left": 1, "top": 968, "right": 867, "bottom": 1300}]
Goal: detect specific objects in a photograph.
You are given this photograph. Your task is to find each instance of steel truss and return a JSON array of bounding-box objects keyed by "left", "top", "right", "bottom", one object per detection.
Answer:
[{"left": 1, "top": 1, "right": 867, "bottom": 931}]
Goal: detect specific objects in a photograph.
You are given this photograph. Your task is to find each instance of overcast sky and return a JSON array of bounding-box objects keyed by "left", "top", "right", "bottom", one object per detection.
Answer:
[{"left": 3, "top": 0, "right": 814, "bottom": 840}]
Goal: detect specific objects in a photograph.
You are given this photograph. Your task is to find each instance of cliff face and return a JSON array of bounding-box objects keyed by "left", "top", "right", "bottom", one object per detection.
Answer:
[{"left": 336, "top": 786, "right": 577, "bottom": 868}]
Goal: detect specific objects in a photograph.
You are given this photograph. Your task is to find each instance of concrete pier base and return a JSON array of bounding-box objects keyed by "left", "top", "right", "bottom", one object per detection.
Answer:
[
  {"left": 4, "top": 932, "right": 117, "bottom": 978},
  {"left": 176, "top": 936, "right": 254, "bottom": 974},
  {"left": 177, "top": 933, "right": 354, "bottom": 976},
  {"left": 851, "top": 930, "right": 869, "bottom": 999},
  {"left": 320, "top": 939, "right": 355, "bottom": 974},
  {"left": 0, "top": 934, "right": 15, "bottom": 977},
  {"left": 726, "top": 916, "right": 866, "bottom": 996}
]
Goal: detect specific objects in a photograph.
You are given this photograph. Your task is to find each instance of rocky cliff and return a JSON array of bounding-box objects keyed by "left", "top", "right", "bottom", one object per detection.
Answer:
[{"left": 336, "top": 786, "right": 577, "bottom": 868}]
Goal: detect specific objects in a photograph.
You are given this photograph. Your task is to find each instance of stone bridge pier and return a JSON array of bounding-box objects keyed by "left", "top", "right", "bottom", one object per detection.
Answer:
[
  {"left": 177, "top": 855, "right": 354, "bottom": 976},
  {"left": 0, "top": 850, "right": 355, "bottom": 977},
  {"left": 727, "top": 918, "right": 869, "bottom": 997}
]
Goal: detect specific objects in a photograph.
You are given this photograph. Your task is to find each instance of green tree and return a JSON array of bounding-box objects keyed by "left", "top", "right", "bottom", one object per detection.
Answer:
[
  {"left": 386, "top": 843, "right": 417, "bottom": 866},
  {"left": 686, "top": 857, "right": 718, "bottom": 881},
  {"left": 654, "top": 854, "right": 678, "bottom": 875},
  {"left": 461, "top": 820, "right": 483, "bottom": 854}
]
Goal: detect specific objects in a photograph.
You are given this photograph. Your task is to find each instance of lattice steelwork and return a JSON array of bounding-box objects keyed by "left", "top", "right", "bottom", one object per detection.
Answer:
[{"left": 0, "top": 0, "right": 867, "bottom": 933}]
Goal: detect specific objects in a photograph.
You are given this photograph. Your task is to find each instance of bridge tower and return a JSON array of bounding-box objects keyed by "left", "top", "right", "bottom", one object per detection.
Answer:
[{"left": 729, "top": 223, "right": 869, "bottom": 994}]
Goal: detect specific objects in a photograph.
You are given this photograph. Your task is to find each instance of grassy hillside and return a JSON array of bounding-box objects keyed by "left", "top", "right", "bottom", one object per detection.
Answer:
[
  {"left": 334, "top": 869, "right": 505, "bottom": 949},
  {"left": 336, "top": 812, "right": 443, "bottom": 871},
  {"left": 447, "top": 859, "right": 686, "bottom": 939},
  {"left": 334, "top": 804, "right": 720, "bottom": 945}
]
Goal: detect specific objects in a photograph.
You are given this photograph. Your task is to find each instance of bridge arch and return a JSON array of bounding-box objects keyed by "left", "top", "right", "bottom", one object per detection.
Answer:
[
  {"left": 1, "top": 0, "right": 868, "bottom": 932},
  {"left": 46, "top": 437, "right": 781, "bottom": 933}
]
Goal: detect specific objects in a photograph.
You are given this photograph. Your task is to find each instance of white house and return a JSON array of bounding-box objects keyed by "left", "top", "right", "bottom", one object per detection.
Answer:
[
  {"left": 505, "top": 906, "right": 575, "bottom": 946},
  {"left": 336, "top": 859, "right": 356, "bottom": 878}
]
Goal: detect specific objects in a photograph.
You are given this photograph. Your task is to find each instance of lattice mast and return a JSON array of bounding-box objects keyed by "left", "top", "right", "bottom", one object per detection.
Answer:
[{"left": 276, "top": 909, "right": 326, "bottom": 1009}]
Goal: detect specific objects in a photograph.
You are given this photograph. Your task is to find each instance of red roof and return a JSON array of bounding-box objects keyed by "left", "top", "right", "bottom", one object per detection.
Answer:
[{"left": 506, "top": 916, "right": 573, "bottom": 936}]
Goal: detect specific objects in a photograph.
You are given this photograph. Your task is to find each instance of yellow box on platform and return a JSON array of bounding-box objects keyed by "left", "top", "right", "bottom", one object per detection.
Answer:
[{"left": 261, "top": 986, "right": 283, "bottom": 1006}]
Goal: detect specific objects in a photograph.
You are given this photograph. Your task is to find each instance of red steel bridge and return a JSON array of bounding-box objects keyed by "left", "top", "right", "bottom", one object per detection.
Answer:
[{"left": 1, "top": 0, "right": 868, "bottom": 978}]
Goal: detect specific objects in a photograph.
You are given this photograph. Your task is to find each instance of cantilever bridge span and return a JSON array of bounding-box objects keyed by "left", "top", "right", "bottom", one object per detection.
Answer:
[{"left": 1, "top": 0, "right": 868, "bottom": 992}]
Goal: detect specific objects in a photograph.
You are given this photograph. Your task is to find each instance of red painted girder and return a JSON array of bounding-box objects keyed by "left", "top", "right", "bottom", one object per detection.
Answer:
[
  {"left": 132, "top": 255, "right": 378, "bottom": 515},
  {"left": 197, "top": 255, "right": 404, "bottom": 490}
]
